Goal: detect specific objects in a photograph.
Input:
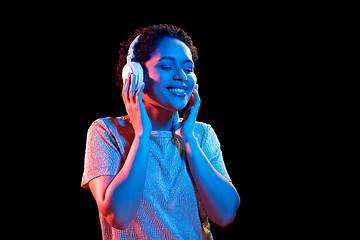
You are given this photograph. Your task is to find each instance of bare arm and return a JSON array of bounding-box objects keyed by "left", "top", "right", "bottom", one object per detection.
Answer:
[
  {"left": 173, "top": 87, "right": 240, "bottom": 226},
  {"left": 183, "top": 136, "right": 240, "bottom": 226},
  {"left": 89, "top": 75, "right": 152, "bottom": 230},
  {"left": 89, "top": 134, "right": 150, "bottom": 230}
]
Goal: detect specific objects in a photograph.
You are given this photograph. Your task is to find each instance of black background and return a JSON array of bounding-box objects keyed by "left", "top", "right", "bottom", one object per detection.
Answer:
[{"left": 33, "top": 5, "right": 306, "bottom": 239}]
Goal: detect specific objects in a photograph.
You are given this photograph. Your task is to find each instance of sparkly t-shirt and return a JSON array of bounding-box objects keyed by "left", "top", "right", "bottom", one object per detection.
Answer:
[{"left": 81, "top": 116, "right": 231, "bottom": 240}]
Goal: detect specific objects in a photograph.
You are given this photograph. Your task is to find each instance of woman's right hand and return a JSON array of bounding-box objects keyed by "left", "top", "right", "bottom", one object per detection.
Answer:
[{"left": 122, "top": 73, "right": 152, "bottom": 137}]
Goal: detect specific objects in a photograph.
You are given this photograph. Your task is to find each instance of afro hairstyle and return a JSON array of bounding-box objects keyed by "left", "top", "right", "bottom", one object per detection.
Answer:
[{"left": 115, "top": 24, "right": 198, "bottom": 89}]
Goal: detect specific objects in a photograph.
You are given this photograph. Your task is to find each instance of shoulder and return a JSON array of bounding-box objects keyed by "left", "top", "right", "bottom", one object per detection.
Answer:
[
  {"left": 87, "top": 116, "right": 134, "bottom": 144},
  {"left": 91, "top": 116, "right": 130, "bottom": 128},
  {"left": 89, "top": 116, "right": 133, "bottom": 134},
  {"left": 194, "top": 120, "right": 211, "bottom": 135},
  {"left": 194, "top": 121, "right": 216, "bottom": 146}
]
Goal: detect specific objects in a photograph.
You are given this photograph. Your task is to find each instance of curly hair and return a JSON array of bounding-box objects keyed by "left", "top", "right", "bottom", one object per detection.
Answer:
[{"left": 115, "top": 24, "right": 198, "bottom": 89}]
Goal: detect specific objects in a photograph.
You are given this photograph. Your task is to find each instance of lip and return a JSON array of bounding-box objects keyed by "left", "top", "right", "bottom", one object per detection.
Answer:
[{"left": 166, "top": 85, "right": 188, "bottom": 97}]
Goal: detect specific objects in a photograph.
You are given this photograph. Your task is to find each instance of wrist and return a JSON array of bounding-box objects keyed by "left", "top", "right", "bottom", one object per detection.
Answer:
[
  {"left": 182, "top": 134, "right": 197, "bottom": 147},
  {"left": 182, "top": 135, "right": 202, "bottom": 161},
  {"left": 135, "top": 131, "right": 151, "bottom": 140}
]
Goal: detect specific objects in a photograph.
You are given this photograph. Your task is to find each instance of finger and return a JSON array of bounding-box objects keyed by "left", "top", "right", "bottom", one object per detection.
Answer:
[
  {"left": 171, "top": 112, "right": 180, "bottom": 133},
  {"left": 131, "top": 74, "right": 136, "bottom": 99},
  {"left": 122, "top": 73, "right": 128, "bottom": 97},
  {"left": 189, "top": 89, "right": 196, "bottom": 108},
  {"left": 172, "top": 111, "right": 180, "bottom": 127},
  {"left": 193, "top": 89, "right": 201, "bottom": 109},
  {"left": 129, "top": 73, "right": 135, "bottom": 103},
  {"left": 173, "top": 122, "right": 182, "bottom": 135},
  {"left": 188, "top": 89, "right": 200, "bottom": 118},
  {"left": 136, "top": 82, "right": 145, "bottom": 103},
  {"left": 183, "top": 108, "right": 190, "bottom": 121},
  {"left": 123, "top": 73, "right": 131, "bottom": 103},
  {"left": 187, "top": 84, "right": 198, "bottom": 107},
  {"left": 191, "top": 92, "right": 196, "bottom": 107}
]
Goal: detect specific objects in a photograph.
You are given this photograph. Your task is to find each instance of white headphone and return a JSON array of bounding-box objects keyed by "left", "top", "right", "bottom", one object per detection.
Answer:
[{"left": 122, "top": 35, "right": 144, "bottom": 90}]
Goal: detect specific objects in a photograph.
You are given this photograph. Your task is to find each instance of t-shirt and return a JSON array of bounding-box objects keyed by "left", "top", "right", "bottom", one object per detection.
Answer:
[{"left": 81, "top": 116, "right": 231, "bottom": 240}]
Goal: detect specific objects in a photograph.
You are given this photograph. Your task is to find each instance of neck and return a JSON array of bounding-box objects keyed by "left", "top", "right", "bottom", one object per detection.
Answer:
[{"left": 145, "top": 104, "right": 175, "bottom": 131}]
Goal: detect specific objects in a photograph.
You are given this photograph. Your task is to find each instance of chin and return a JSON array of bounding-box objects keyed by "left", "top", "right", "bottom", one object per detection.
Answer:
[
  {"left": 167, "top": 102, "right": 188, "bottom": 111},
  {"left": 161, "top": 95, "right": 190, "bottom": 112},
  {"left": 144, "top": 90, "right": 190, "bottom": 112}
]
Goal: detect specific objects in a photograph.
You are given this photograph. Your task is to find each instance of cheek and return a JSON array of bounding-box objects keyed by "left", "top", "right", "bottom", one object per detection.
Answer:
[
  {"left": 143, "top": 66, "right": 162, "bottom": 95},
  {"left": 144, "top": 65, "right": 160, "bottom": 83},
  {"left": 143, "top": 67, "right": 167, "bottom": 101},
  {"left": 188, "top": 73, "right": 197, "bottom": 89},
  {"left": 144, "top": 66, "right": 171, "bottom": 87}
]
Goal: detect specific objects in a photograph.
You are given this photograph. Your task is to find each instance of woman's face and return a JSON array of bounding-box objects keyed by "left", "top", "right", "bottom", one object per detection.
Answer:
[{"left": 143, "top": 37, "right": 197, "bottom": 111}]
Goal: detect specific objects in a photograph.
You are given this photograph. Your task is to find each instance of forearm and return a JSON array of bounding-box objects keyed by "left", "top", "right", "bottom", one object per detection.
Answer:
[
  {"left": 184, "top": 136, "right": 240, "bottom": 226},
  {"left": 104, "top": 134, "right": 150, "bottom": 229}
]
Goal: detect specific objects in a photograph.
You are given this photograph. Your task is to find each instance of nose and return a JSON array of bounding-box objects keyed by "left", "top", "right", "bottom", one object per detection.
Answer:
[{"left": 173, "top": 68, "right": 187, "bottom": 82}]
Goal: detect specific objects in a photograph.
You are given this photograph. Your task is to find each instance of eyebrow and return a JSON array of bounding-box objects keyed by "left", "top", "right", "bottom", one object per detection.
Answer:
[{"left": 158, "top": 56, "right": 193, "bottom": 64}]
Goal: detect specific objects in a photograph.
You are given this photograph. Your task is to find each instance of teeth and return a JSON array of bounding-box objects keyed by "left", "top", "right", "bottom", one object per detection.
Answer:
[{"left": 168, "top": 88, "right": 185, "bottom": 93}]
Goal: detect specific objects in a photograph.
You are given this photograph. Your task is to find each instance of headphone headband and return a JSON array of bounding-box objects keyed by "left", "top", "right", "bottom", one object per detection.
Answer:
[
  {"left": 126, "top": 34, "right": 141, "bottom": 63},
  {"left": 122, "top": 34, "right": 144, "bottom": 90}
]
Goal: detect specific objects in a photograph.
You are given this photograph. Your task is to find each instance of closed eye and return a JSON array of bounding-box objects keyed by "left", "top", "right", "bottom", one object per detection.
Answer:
[{"left": 161, "top": 66, "right": 172, "bottom": 70}]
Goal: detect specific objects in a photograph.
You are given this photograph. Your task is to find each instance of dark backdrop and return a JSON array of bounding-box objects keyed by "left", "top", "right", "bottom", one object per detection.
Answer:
[{"left": 46, "top": 6, "right": 298, "bottom": 239}]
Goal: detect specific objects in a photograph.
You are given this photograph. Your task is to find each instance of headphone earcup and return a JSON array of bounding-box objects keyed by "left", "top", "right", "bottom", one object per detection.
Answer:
[
  {"left": 132, "top": 62, "right": 144, "bottom": 90},
  {"left": 122, "top": 62, "right": 144, "bottom": 90}
]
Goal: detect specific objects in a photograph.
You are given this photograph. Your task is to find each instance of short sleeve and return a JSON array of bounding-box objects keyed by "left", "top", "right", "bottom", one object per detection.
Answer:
[
  {"left": 81, "top": 119, "right": 122, "bottom": 188},
  {"left": 201, "top": 125, "right": 231, "bottom": 182}
]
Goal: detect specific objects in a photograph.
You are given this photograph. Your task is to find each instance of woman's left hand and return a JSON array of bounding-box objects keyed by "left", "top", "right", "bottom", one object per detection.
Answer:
[{"left": 173, "top": 85, "right": 200, "bottom": 145}]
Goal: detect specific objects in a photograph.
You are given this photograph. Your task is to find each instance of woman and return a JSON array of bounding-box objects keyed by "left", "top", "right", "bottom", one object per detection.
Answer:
[{"left": 81, "top": 24, "right": 240, "bottom": 239}]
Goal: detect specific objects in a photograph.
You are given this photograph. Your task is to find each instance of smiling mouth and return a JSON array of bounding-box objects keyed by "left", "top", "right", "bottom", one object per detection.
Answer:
[
  {"left": 168, "top": 88, "right": 185, "bottom": 93},
  {"left": 166, "top": 87, "right": 187, "bottom": 97}
]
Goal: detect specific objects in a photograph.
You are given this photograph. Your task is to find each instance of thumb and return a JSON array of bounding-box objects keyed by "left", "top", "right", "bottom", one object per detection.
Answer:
[
  {"left": 172, "top": 112, "right": 181, "bottom": 132},
  {"left": 172, "top": 111, "right": 180, "bottom": 126}
]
